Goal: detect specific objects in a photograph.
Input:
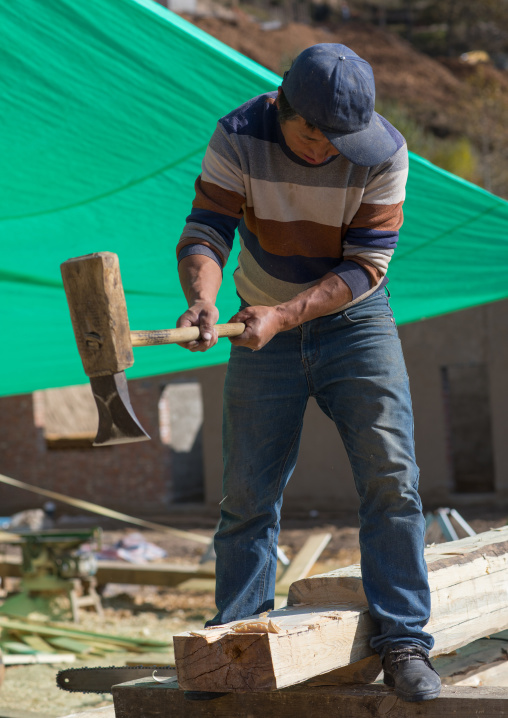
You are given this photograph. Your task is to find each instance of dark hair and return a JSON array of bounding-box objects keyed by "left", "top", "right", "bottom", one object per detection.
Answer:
[{"left": 277, "top": 87, "right": 316, "bottom": 130}]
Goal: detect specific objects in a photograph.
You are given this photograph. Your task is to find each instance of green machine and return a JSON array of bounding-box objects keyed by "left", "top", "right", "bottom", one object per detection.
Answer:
[{"left": 0, "top": 528, "right": 102, "bottom": 622}]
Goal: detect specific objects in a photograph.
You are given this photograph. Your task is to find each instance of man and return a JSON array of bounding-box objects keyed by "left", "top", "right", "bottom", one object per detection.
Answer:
[{"left": 175, "top": 43, "right": 441, "bottom": 702}]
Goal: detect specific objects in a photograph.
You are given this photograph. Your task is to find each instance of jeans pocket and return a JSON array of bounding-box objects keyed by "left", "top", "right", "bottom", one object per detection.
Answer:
[{"left": 342, "top": 295, "right": 395, "bottom": 326}]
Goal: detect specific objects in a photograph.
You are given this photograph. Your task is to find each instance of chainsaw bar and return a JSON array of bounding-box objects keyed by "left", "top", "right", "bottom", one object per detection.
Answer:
[{"left": 56, "top": 665, "right": 177, "bottom": 693}]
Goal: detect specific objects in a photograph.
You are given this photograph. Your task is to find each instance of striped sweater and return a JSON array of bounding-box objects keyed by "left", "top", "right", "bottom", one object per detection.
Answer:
[{"left": 177, "top": 92, "right": 408, "bottom": 312}]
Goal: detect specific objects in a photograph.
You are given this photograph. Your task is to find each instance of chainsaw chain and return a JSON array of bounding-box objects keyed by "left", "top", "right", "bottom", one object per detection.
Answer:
[{"left": 56, "top": 664, "right": 176, "bottom": 694}]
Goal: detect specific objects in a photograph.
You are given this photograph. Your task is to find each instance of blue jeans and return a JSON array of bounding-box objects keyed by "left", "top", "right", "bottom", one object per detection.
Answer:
[{"left": 210, "top": 291, "right": 433, "bottom": 655}]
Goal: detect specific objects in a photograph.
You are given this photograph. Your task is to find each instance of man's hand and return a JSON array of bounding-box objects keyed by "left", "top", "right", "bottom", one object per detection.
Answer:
[
  {"left": 228, "top": 305, "right": 285, "bottom": 351},
  {"left": 176, "top": 300, "right": 220, "bottom": 352}
]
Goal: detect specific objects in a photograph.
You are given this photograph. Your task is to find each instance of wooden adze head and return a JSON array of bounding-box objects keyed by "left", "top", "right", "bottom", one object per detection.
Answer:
[{"left": 60, "top": 252, "right": 150, "bottom": 447}]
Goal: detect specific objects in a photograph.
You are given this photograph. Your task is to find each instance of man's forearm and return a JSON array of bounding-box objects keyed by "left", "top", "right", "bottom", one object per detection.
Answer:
[
  {"left": 275, "top": 272, "right": 353, "bottom": 331},
  {"left": 176, "top": 254, "right": 223, "bottom": 351},
  {"left": 178, "top": 254, "right": 222, "bottom": 308}
]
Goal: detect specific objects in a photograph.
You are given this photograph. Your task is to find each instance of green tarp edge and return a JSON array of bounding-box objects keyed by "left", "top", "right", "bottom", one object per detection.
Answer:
[{"left": 1, "top": 0, "right": 508, "bottom": 398}]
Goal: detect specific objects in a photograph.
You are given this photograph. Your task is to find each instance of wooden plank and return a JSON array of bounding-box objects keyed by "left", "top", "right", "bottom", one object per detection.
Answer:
[
  {"left": 112, "top": 677, "right": 508, "bottom": 718},
  {"left": 46, "top": 636, "right": 95, "bottom": 654},
  {"left": 0, "top": 641, "right": 37, "bottom": 655},
  {"left": 0, "top": 617, "right": 170, "bottom": 651},
  {"left": 95, "top": 560, "right": 215, "bottom": 586},
  {"left": 306, "top": 654, "right": 382, "bottom": 686},
  {"left": 0, "top": 557, "right": 216, "bottom": 587},
  {"left": 455, "top": 660, "right": 508, "bottom": 687},
  {"left": 275, "top": 533, "right": 332, "bottom": 601},
  {"left": 16, "top": 634, "right": 56, "bottom": 653},
  {"left": 288, "top": 526, "right": 508, "bottom": 606},
  {"left": 176, "top": 578, "right": 215, "bottom": 592},
  {"left": 173, "top": 527, "right": 508, "bottom": 692},
  {"left": 175, "top": 535, "right": 332, "bottom": 599},
  {"left": 308, "top": 633, "right": 508, "bottom": 688},
  {"left": 433, "top": 636, "right": 508, "bottom": 684},
  {"left": 2, "top": 653, "right": 75, "bottom": 665},
  {"left": 0, "top": 472, "right": 211, "bottom": 545}
]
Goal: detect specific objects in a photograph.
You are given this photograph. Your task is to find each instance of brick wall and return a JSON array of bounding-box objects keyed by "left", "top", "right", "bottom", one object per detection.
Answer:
[{"left": 0, "top": 375, "right": 187, "bottom": 517}]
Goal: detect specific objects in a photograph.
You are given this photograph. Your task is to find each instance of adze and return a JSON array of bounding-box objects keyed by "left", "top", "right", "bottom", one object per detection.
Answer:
[{"left": 60, "top": 252, "right": 244, "bottom": 447}]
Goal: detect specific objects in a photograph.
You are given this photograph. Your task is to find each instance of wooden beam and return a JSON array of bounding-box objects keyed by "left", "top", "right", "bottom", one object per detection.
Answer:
[
  {"left": 173, "top": 527, "right": 508, "bottom": 692},
  {"left": 455, "top": 660, "right": 508, "bottom": 687},
  {"left": 275, "top": 533, "right": 331, "bottom": 606},
  {"left": 288, "top": 526, "right": 508, "bottom": 657},
  {"left": 112, "top": 677, "right": 508, "bottom": 718},
  {"left": 433, "top": 635, "right": 508, "bottom": 686},
  {"left": 0, "top": 535, "right": 326, "bottom": 595},
  {"left": 307, "top": 632, "right": 508, "bottom": 688},
  {"left": 306, "top": 654, "right": 382, "bottom": 686},
  {"left": 95, "top": 561, "right": 215, "bottom": 587},
  {"left": 0, "top": 557, "right": 215, "bottom": 587}
]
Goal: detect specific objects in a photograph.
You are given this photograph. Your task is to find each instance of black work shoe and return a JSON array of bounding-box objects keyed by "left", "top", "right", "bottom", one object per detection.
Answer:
[
  {"left": 382, "top": 645, "right": 441, "bottom": 702},
  {"left": 184, "top": 690, "right": 228, "bottom": 701}
]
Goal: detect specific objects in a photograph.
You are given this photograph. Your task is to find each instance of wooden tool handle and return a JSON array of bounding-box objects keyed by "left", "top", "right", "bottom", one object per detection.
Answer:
[{"left": 130, "top": 323, "right": 246, "bottom": 347}]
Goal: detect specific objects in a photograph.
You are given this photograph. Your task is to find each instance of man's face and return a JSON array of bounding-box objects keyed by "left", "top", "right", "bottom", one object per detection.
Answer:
[{"left": 279, "top": 115, "right": 340, "bottom": 165}]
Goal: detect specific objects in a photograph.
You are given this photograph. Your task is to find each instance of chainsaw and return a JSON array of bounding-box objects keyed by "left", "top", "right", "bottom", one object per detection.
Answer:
[{"left": 56, "top": 665, "right": 177, "bottom": 693}]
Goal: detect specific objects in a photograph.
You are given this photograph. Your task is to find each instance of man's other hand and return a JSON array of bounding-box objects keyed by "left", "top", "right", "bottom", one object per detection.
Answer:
[
  {"left": 229, "top": 306, "right": 284, "bottom": 351},
  {"left": 176, "top": 300, "right": 220, "bottom": 352}
]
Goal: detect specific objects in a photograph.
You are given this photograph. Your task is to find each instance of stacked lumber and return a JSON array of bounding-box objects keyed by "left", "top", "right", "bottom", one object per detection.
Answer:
[
  {"left": 173, "top": 527, "right": 508, "bottom": 692},
  {"left": 305, "top": 630, "right": 508, "bottom": 688},
  {"left": 434, "top": 630, "right": 508, "bottom": 687}
]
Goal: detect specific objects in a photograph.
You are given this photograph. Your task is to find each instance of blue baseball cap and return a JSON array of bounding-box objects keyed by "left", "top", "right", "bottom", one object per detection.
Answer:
[{"left": 281, "top": 43, "right": 397, "bottom": 166}]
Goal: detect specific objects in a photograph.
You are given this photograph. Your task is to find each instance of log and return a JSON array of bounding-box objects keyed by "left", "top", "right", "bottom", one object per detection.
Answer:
[
  {"left": 112, "top": 677, "right": 508, "bottom": 718},
  {"left": 173, "top": 527, "right": 508, "bottom": 692}
]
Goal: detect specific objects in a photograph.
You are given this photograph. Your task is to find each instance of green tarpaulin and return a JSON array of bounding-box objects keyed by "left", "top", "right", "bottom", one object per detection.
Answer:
[{"left": 2, "top": 0, "right": 508, "bottom": 398}]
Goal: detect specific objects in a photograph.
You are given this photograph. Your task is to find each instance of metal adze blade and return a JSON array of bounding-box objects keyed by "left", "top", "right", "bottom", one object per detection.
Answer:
[{"left": 90, "top": 372, "right": 151, "bottom": 446}]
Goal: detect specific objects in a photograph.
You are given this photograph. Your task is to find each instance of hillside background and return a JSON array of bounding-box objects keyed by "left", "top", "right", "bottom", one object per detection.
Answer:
[{"left": 171, "top": 0, "right": 508, "bottom": 198}]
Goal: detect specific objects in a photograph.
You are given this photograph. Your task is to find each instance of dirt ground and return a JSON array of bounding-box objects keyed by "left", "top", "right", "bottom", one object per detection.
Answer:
[
  {"left": 184, "top": 13, "right": 503, "bottom": 137},
  {"left": 1, "top": 507, "right": 507, "bottom": 717}
]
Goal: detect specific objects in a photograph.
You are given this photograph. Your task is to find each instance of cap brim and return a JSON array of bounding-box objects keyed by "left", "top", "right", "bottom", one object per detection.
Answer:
[{"left": 323, "top": 112, "right": 398, "bottom": 166}]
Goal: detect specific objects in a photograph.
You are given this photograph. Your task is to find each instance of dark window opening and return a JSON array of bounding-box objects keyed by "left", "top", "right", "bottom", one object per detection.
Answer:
[{"left": 441, "top": 364, "right": 495, "bottom": 493}]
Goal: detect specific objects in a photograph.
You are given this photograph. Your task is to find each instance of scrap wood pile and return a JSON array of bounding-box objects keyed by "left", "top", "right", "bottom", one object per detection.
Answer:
[
  {"left": 110, "top": 527, "right": 508, "bottom": 718},
  {"left": 174, "top": 526, "right": 508, "bottom": 692},
  {"left": 0, "top": 615, "right": 171, "bottom": 665}
]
